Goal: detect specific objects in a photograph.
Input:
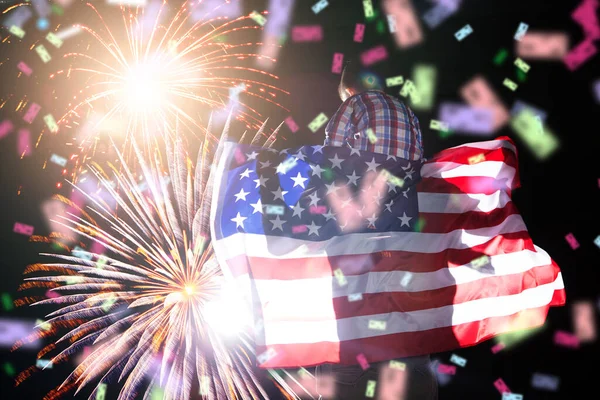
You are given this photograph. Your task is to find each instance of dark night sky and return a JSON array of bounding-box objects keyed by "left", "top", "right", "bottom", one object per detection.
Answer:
[{"left": 1, "top": 0, "right": 599, "bottom": 399}]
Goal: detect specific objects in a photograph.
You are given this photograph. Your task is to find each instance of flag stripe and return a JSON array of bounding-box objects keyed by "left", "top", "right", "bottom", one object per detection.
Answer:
[
  {"left": 255, "top": 273, "right": 564, "bottom": 346},
  {"left": 212, "top": 213, "right": 528, "bottom": 260},
  {"left": 256, "top": 292, "right": 564, "bottom": 368},
  {"left": 256, "top": 263, "right": 560, "bottom": 323},
  {"left": 417, "top": 190, "right": 512, "bottom": 214}
]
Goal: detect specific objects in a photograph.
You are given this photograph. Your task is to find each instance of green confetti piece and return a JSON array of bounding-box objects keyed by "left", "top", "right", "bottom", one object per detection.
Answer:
[
  {"left": 493, "top": 48, "right": 508, "bottom": 65},
  {"left": 1, "top": 293, "right": 13, "bottom": 311},
  {"left": 494, "top": 323, "right": 545, "bottom": 349},
  {"left": 376, "top": 19, "right": 386, "bottom": 34},
  {"left": 516, "top": 68, "right": 527, "bottom": 82},
  {"left": 413, "top": 217, "right": 426, "bottom": 232},
  {"left": 51, "top": 4, "right": 64, "bottom": 16},
  {"left": 439, "top": 129, "right": 453, "bottom": 139},
  {"left": 510, "top": 109, "right": 559, "bottom": 160},
  {"left": 151, "top": 386, "right": 165, "bottom": 400},
  {"left": 3, "top": 362, "right": 15, "bottom": 377}
]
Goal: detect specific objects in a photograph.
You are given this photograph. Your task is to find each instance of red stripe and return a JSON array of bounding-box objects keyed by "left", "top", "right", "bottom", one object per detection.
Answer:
[
  {"left": 418, "top": 176, "right": 516, "bottom": 196},
  {"left": 261, "top": 263, "right": 561, "bottom": 322},
  {"left": 418, "top": 202, "right": 521, "bottom": 233},
  {"left": 427, "top": 144, "right": 517, "bottom": 168},
  {"left": 228, "top": 231, "right": 535, "bottom": 280},
  {"left": 256, "top": 293, "right": 566, "bottom": 368}
]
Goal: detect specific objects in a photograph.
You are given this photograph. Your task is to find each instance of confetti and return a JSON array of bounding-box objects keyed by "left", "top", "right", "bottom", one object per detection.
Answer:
[
  {"left": 13, "top": 222, "right": 34, "bottom": 236},
  {"left": 503, "top": 78, "right": 518, "bottom": 91},
  {"left": 363, "top": 0, "right": 374, "bottom": 18},
  {"left": 49, "top": 153, "right": 67, "bottom": 167},
  {"left": 502, "top": 394, "right": 524, "bottom": 400},
  {"left": 265, "top": 204, "right": 285, "bottom": 215},
  {"left": 493, "top": 48, "right": 509, "bottom": 65},
  {"left": 423, "top": 2, "right": 458, "bottom": 28},
  {"left": 45, "top": 32, "right": 63, "bottom": 48},
  {"left": 36, "top": 359, "right": 53, "bottom": 369},
  {"left": 389, "top": 360, "right": 406, "bottom": 370},
  {"left": 438, "top": 103, "right": 494, "bottom": 134},
  {"left": 564, "top": 233, "right": 580, "bottom": 249},
  {"left": 35, "top": 44, "right": 52, "bottom": 63},
  {"left": 365, "top": 380, "right": 377, "bottom": 397},
  {"left": 399, "top": 79, "right": 420, "bottom": 103},
  {"left": 348, "top": 293, "right": 363, "bottom": 302},
  {"left": 333, "top": 268, "right": 347, "bottom": 286},
  {"left": 101, "top": 296, "right": 117, "bottom": 312},
  {"left": 0, "top": 120, "right": 14, "bottom": 139},
  {"left": 386, "top": 75, "right": 404, "bottom": 87},
  {"left": 553, "top": 330, "right": 580, "bottom": 348},
  {"left": 257, "top": 347, "right": 277, "bottom": 364},
  {"left": 531, "top": 372, "right": 559, "bottom": 391},
  {"left": 308, "top": 112, "right": 328, "bottom": 133},
  {"left": 96, "top": 383, "right": 107, "bottom": 400},
  {"left": 429, "top": 119, "right": 449, "bottom": 131},
  {"left": 368, "top": 320, "right": 387, "bottom": 330},
  {"left": 366, "top": 128, "right": 377, "bottom": 143},
  {"left": 383, "top": 0, "right": 423, "bottom": 48},
  {"left": 410, "top": 64, "right": 436, "bottom": 110},
  {"left": 311, "top": 0, "right": 329, "bottom": 14},
  {"left": 291, "top": 25, "right": 323, "bottom": 42},
  {"left": 249, "top": 11, "right": 267, "bottom": 26},
  {"left": 43, "top": 114, "right": 59, "bottom": 133},
  {"left": 1, "top": 293, "right": 14, "bottom": 311},
  {"left": 564, "top": 38, "right": 597, "bottom": 71},
  {"left": 18, "top": 128, "right": 31, "bottom": 156},
  {"left": 309, "top": 205, "right": 326, "bottom": 214},
  {"left": 361, "top": 45, "right": 389, "bottom": 66},
  {"left": 449, "top": 354, "right": 467, "bottom": 367},
  {"left": 455, "top": 24, "right": 473, "bottom": 41},
  {"left": 284, "top": 116, "right": 299, "bottom": 133},
  {"left": 9, "top": 25, "right": 25, "bottom": 39},
  {"left": 3, "top": 362, "right": 16, "bottom": 377},
  {"left": 460, "top": 76, "right": 510, "bottom": 131},
  {"left": 594, "top": 235, "right": 600, "bottom": 248},
  {"left": 572, "top": 301, "right": 596, "bottom": 342},
  {"left": 17, "top": 61, "right": 32, "bottom": 76},
  {"left": 357, "top": 353, "right": 370, "bottom": 370},
  {"left": 494, "top": 377, "right": 511, "bottom": 394},
  {"left": 437, "top": 363, "right": 456, "bottom": 375},
  {"left": 292, "top": 225, "right": 307, "bottom": 233},
  {"left": 491, "top": 342, "right": 505, "bottom": 353},
  {"left": 514, "top": 22, "right": 529, "bottom": 41},
  {"left": 516, "top": 32, "right": 570, "bottom": 59},
  {"left": 331, "top": 52, "right": 344, "bottom": 74},
  {"left": 23, "top": 102, "right": 41, "bottom": 124},
  {"left": 354, "top": 23, "right": 365, "bottom": 42}
]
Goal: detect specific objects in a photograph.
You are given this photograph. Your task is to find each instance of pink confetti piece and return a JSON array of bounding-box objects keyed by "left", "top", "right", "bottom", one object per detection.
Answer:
[
  {"left": 0, "top": 120, "right": 14, "bottom": 139},
  {"left": 494, "top": 378, "right": 511, "bottom": 394},
  {"left": 356, "top": 353, "right": 370, "bottom": 370},
  {"left": 353, "top": 23, "right": 365, "bottom": 42},
  {"left": 17, "top": 61, "right": 32, "bottom": 76},
  {"left": 383, "top": 0, "right": 424, "bottom": 48},
  {"left": 331, "top": 52, "right": 344, "bottom": 74},
  {"left": 563, "top": 39, "right": 597, "bottom": 71},
  {"left": 309, "top": 205, "right": 326, "bottom": 214},
  {"left": 572, "top": 0, "right": 600, "bottom": 39},
  {"left": 516, "top": 32, "right": 570, "bottom": 60},
  {"left": 565, "top": 233, "right": 580, "bottom": 249},
  {"left": 234, "top": 147, "right": 246, "bottom": 164},
  {"left": 360, "top": 45, "right": 389, "bottom": 66},
  {"left": 23, "top": 102, "right": 41, "bottom": 124},
  {"left": 491, "top": 342, "right": 505, "bottom": 353},
  {"left": 291, "top": 25, "right": 323, "bottom": 42},
  {"left": 284, "top": 116, "right": 299, "bottom": 133},
  {"left": 437, "top": 364, "right": 456, "bottom": 375},
  {"left": 45, "top": 289, "right": 61, "bottom": 299},
  {"left": 553, "top": 330, "right": 580, "bottom": 348},
  {"left": 18, "top": 128, "right": 31, "bottom": 156},
  {"left": 292, "top": 225, "right": 307, "bottom": 233},
  {"left": 13, "top": 222, "right": 34, "bottom": 236}
]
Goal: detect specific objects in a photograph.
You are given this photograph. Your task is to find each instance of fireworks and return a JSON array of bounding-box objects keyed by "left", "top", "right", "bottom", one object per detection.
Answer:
[{"left": 12, "top": 115, "right": 311, "bottom": 399}]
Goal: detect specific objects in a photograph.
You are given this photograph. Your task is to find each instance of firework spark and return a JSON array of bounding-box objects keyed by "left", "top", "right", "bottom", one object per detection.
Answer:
[{"left": 13, "top": 116, "right": 313, "bottom": 400}]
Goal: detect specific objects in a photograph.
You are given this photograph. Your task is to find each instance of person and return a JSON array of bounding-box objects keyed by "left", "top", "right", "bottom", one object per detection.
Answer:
[{"left": 314, "top": 67, "right": 438, "bottom": 400}]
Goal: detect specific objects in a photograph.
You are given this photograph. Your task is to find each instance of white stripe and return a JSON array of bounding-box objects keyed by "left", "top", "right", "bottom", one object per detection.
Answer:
[
  {"left": 213, "top": 213, "right": 528, "bottom": 260},
  {"left": 421, "top": 160, "right": 516, "bottom": 185},
  {"left": 418, "top": 190, "right": 511, "bottom": 213},
  {"left": 257, "top": 273, "right": 564, "bottom": 345},
  {"left": 445, "top": 139, "right": 517, "bottom": 154},
  {"left": 256, "top": 245, "right": 551, "bottom": 296}
]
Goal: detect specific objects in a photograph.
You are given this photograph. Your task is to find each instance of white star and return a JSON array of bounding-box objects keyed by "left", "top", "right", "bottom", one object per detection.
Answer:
[
  {"left": 356, "top": 204, "right": 366, "bottom": 217},
  {"left": 271, "top": 187, "right": 288, "bottom": 201},
  {"left": 387, "top": 154, "right": 397, "bottom": 161},
  {"left": 387, "top": 180, "right": 398, "bottom": 193},
  {"left": 269, "top": 215, "right": 286, "bottom": 231},
  {"left": 279, "top": 148, "right": 290, "bottom": 155},
  {"left": 401, "top": 163, "right": 412, "bottom": 171},
  {"left": 323, "top": 209, "right": 337, "bottom": 221},
  {"left": 240, "top": 168, "right": 253, "bottom": 179},
  {"left": 276, "top": 158, "right": 297, "bottom": 174},
  {"left": 246, "top": 151, "right": 259, "bottom": 160},
  {"left": 266, "top": 148, "right": 279, "bottom": 153},
  {"left": 366, "top": 214, "right": 377, "bottom": 228},
  {"left": 403, "top": 188, "right": 410, "bottom": 198},
  {"left": 253, "top": 175, "right": 269, "bottom": 188},
  {"left": 292, "top": 202, "right": 305, "bottom": 218},
  {"left": 398, "top": 212, "right": 412, "bottom": 227},
  {"left": 349, "top": 147, "right": 361, "bottom": 156},
  {"left": 341, "top": 197, "right": 354, "bottom": 208},
  {"left": 293, "top": 151, "right": 306, "bottom": 161},
  {"left": 250, "top": 199, "right": 263, "bottom": 214},
  {"left": 365, "top": 157, "right": 380, "bottom": 173},
  {"left": 309, "top": 164, "right": 325, "bottom": 178},
  {"left": 329, "top": 153, "right": 344, "bottom": 169},
  {"left": 346, "top": 170, "right": 360, "bottom": 186},
  {"left": 259, "top": 160, "right": 272, "bottom": 169},
  {"left": 373, "top": 191, "right": 384, "bottom": 204},
  {"left": 385, "top": 199, "right": 394, "bottom": 213},
  {"left": 404, "top": 168, "right": 415, "bottom": 180},
  {"left": 308, "top": 191, "right": 321, "bottom": 206},
  {"left": 325, "top": 182, "right": 340, "bottom": 195},
  {"left": 306, "top": 221, "right": 321, "bottom": 236},
  {"left": 231, "top": 212, "right": 247, "bottom": 228},
  {"left": 312, "top": 145, "right": 324, "bottom": 154},
  {"left": 290, "top": 172, "right": 308, "bottom": 189},
  {"left": 234, "top": 188, "right": 250, "bottom": 202}
]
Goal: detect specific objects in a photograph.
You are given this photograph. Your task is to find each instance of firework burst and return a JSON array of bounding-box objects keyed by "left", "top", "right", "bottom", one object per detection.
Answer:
[{"left": 12, "top": 116, "right": 311, "bottom": 400}]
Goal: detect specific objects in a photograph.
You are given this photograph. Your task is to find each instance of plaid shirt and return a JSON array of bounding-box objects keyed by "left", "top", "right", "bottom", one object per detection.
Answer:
[{"left": 324, "top": 91, "right": 424, "bottom": 160}]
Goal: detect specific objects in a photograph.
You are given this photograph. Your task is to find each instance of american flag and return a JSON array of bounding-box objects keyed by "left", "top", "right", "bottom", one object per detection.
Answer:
[{"left": 210, "top": 136, "right": 566, "bottom": 369}]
